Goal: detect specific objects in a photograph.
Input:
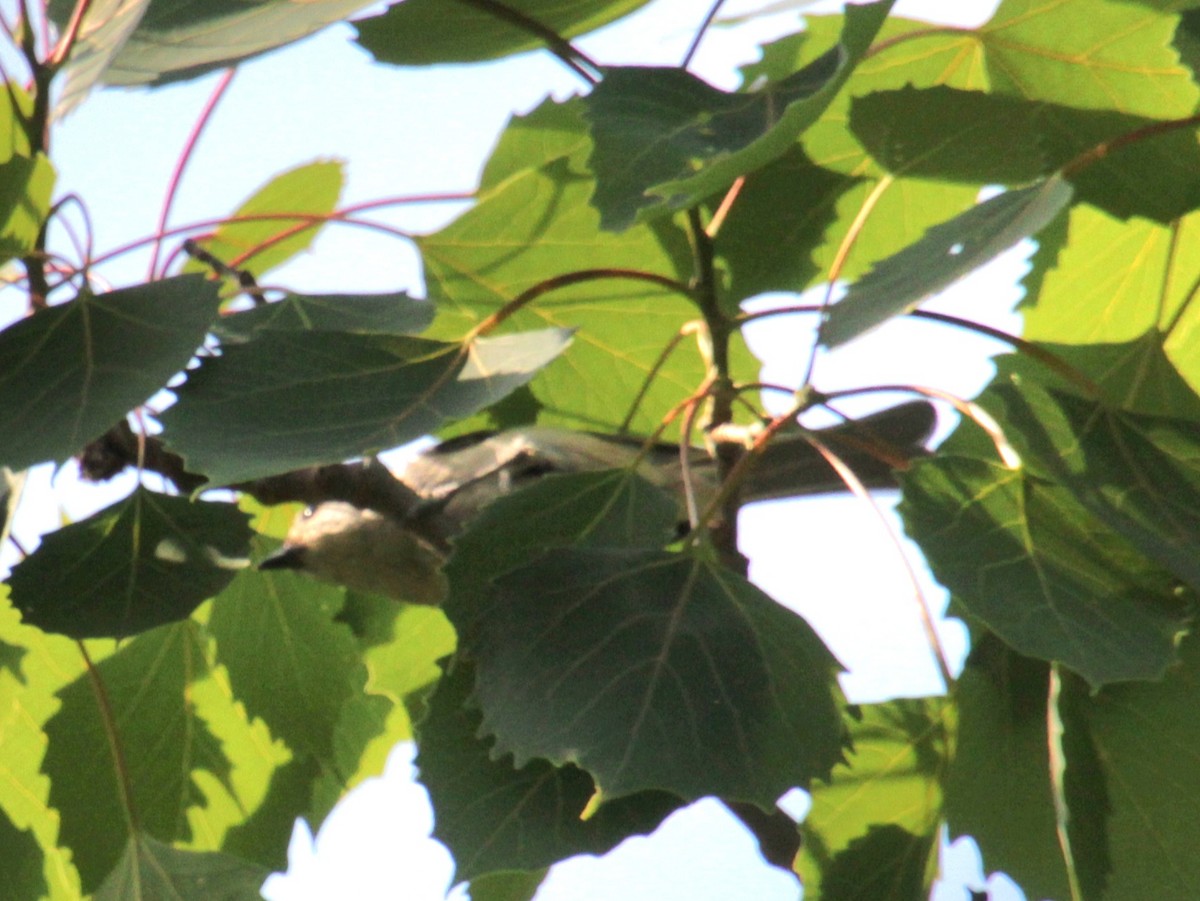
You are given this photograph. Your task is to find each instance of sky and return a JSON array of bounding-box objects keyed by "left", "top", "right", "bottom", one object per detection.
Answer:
[{"left": 4, "top": 0, "right": 1037, "bottom": 898}]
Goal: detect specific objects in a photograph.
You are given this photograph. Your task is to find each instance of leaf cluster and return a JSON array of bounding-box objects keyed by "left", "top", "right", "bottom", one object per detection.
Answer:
[{"left": 4, "top": 0, "right": 1200, "bottom": 899}]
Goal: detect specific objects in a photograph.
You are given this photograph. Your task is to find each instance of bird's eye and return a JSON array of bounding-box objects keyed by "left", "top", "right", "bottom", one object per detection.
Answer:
[{"left": 302, "top": 506, "right": 316, "bottom": 519}]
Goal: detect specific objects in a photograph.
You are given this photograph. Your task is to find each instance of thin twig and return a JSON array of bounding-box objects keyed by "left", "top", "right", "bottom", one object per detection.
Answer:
[
  {"left": 682, "top": 0, "right": 727, "bottom": 70},
  {"left": 47, "top": 0, "right": 96, "bottom": 66},
  {"left": 467, "top": 268, "right": 691, "bottom": 339},
  {"left": 806, "top": 431, "right": 955, "bottom": 690}
]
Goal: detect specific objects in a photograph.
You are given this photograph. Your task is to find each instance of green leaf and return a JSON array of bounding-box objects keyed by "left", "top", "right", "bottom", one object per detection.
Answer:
[
  {"left": 979, "top": 0, "right": 1198, "bottom": 119},
  {"left": 6, "top": 489, "right": 253, "bottom": 638},
  {"left": 160, "top": 327, "right": 572, "bottom": 486},
  {"left": 94, "top": 835, "right": 268, "bottom": 901},
  {"left": 0, "top": 274, "right": 221, "bottom": 471},
  {"left": 355, "top": 0, "right": 651, "bottom": 65},
  {"left": 0, "top": 154, "right": 54, "bottom": 262},
  {"left": 1088, "top": 631, "right": 1200, "bottom": 897},
  {"left": 419, "top": 98, "right": 754, "bottom": 435},
  {"left": 0, "top": 597, "right": 89, "bottom": 898},
  {"left": 900, "top": 455, "right": 1188, "bottom": 687},
  {"left": 213, "top": 291, "right": 435, "bottom": 342},
  {"left": 707, "top": 147, "right": 859, "bottom": 304},
  {"left": 819, "top": 825, "right": 935, "bottom": 901},
  {"left": 49, "top": 0, "right": 153, "bottom": 114},
  {"left": 743, "top": 16, "right": 985, "bottom": 285},
  {"left": 0, "top": 812, "right": 47, "bottom": 901},
  {"left": 944, "top": 641, "right": 1076, "bottom": 901},
  {"left": 444, "top": 468, "right": 681, "bottom": 618},
  {"left": 443, "top": 468, "right": 845, "bottom": 805},
  {"left": 184, "top": 160, "right": 344, "bottom": 286},
  {"left": 1020, "top": 205, "right": 1200, "bottom": 407},
  {"left": 820, "top": 177, "right": 1074, "bottom": 348},
  {"left": 989, "top": 379, "right": 1200, "bottom": 596},
  {"left": 850, "top": 86, "right": 1200, "bottom": 223},
  {"left": 98, "top": 0, "right": 378, "bottom": 87},
  {"left": 43, "top": 624, "right": 234, "bottom": 891},
  {"left": 416, "top": 660, "right": 680, "bottom": 880},
  {"left": 848, "top": 86, "right": 1048, "bottom": 185},
  {"left": 583, "top": 0, "right": 893, "bottom": 230},
  {"left": 467, "top": 869, "right": 548, "bottom": 901},
  {"left": 797, "top": 697, "right": 951, "bottom": 900},
  {"left": 468, "top": 548, "right": 846, "bottom": 807},
  {"left": 209, "top": 541, "right": 364, "bottom": 763}
]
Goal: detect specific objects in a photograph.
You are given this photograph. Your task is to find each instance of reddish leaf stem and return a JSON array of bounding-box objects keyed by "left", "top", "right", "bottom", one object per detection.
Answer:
[
  {"left": 150, "top": 68, "right": 236, "bottom": 279},
  {"left": 467, "top": 268, "right": 691, "bottom": 338}
]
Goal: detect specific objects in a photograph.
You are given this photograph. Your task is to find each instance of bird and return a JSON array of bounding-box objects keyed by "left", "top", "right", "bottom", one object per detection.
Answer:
[{"left": 258, "top": 401, "right": 936, "bottom": 604}]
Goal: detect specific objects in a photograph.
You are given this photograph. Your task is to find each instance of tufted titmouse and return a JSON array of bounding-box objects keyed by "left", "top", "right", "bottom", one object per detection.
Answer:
[{"left": 258, "top": 401, "right": 936, "bottom": 603}]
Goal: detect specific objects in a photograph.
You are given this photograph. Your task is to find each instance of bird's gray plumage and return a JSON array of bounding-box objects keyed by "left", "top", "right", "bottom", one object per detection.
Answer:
[{"left": 259, "top": 401, "right": 936, "bottom": 603}]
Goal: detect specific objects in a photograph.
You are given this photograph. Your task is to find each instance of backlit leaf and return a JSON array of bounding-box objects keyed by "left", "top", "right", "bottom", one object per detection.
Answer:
[
  {"left": 798, "top": 697, "right": 951, "bottom": 899},
  {"left": 43, "top": 624, "right": 234, "bottom": 891},
  {"left": 184, "top": 160, "right": 344, "bottom": 289}
]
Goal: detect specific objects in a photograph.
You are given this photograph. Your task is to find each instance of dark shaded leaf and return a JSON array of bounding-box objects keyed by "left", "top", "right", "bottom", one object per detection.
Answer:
[
  {"left": 944, "top": 641, "right": 1075, "bottom": 901},
  {"left": 444, "top": 468, "right": 680, "bottom": 618},
  {"left": 1088, "top": 631, "right": 1200, "bottom": 897},
  {"left": 583, "top": 1, "right": 893, "bottom": 230},
  {"left": 900, "top": 455, "right": 1188, "bottom": 687},
  {"left": 468, "top": 548, "right": 846, "bottom": 806},
  {"left": 820, "top": 177, "right": 1073, "bottom": 348},
  {"left": 160, "top": 327, "right": 572, "bottom": 486},
  {"left": 213, "top": 291, "right": 435, "bottom": 342},
  {"left": 7, "top": 489, "right": 253, "bottom": 638},
  {"left": 849, "top": 86, "right": 1047, "bottom": 185},
  {"left": 44, "top": 625, "right": 234, "bottom": 891},
  {"left": 0, "top": 812, "right": 46, "bottom": 901},
  {"left": 94, "top": 834, "right": 268, "bottom": 901},
  {"left": 709, "top": 147, "right": 859, "bottom": 305},
  {"left": 466, "top": 869, "right": 548, "bottom": 901},
  {"left": 820, "top": 825, "right": 934, "bottom": 901},
  {"left": 0, "top": 275, "right": 221, "bottom": 471},
  {"left": 798, "top": 697, "right": 951, "bottom": 899},
  {"left": 355, "top": 0, "right": 651, "bottom": 66},
  {"left": 416, "top": 660, "right": 680, "bottom": 880},
  {"left": 990, "top": 378, "right": 1200, "bottom": 597}
]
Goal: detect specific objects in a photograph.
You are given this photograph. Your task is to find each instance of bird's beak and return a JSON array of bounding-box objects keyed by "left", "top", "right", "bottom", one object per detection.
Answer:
[{"left": 258, "top": 544, "right": 306, "bottom": 571}]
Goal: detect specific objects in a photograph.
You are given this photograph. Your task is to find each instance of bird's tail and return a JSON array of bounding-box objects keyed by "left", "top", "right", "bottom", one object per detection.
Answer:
[{"left": 741, "top": 400, "right": 937, "bottom": 502}]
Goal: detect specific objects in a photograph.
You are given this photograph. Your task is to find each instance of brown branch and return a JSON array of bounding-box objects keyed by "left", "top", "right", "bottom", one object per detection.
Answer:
[{"left": 77, "top": 422, "right": 440, "bottom": 541}]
